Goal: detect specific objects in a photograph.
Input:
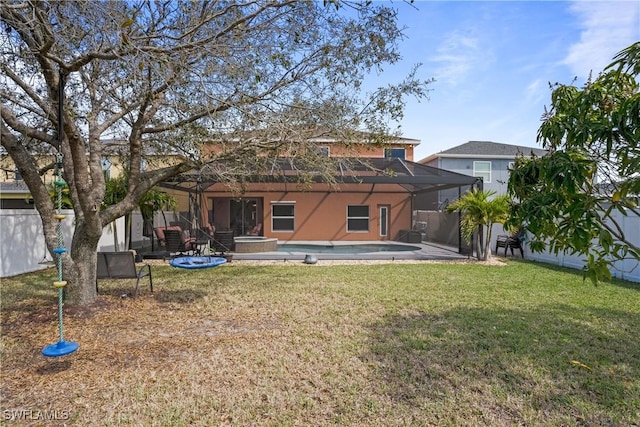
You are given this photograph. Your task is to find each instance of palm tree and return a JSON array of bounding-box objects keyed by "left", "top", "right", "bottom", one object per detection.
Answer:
[
  {"left": 104, "top": 175, "right": 176, "bottom": 251},
  {"left": 139, "top": 188, "right": 177, "bottom": 235},
  {"left": 446, "top": 188, "right": 511, "bottom": 261}
]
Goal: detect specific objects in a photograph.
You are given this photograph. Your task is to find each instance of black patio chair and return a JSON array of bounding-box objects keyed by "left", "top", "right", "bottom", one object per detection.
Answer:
[
  {"left": 212, "top": 230, "right": 234, "bottom": 255},
  {"left": 164, "top": 229, "right": 196, "bottom": 257},
  {"left": 495, "top": 227, "right": 525, "bottom": 258}
]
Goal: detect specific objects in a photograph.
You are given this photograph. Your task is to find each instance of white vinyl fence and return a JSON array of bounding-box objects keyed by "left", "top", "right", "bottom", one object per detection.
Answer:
[
  {"left": 0, "top": 209, "right": 125, "bottom": 277},
  {"left": 2, "top": 208, "right": 638, "bottom": 282},
  {"left": 521, "top": 210, "right": 639, "bottom": 283}
]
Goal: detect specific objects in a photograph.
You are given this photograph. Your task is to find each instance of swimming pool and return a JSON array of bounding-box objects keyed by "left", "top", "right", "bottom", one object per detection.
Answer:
[{"left": 277, "top": 243, "right": 421, "bottom": 254}]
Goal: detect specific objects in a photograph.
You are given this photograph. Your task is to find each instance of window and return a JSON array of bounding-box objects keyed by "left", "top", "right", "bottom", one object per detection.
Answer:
[
  {"left": 101, "top": 158, "right": 112, "bottom": 180},
  {"left": 384, "top": 148, "right": 406, "bottom": 160},
  {"left": 347, "top": 205, "right": 369, "bottom": 232},
  {"left": 13, "top": 167, "right": 23, "bottom": 181},
  {"left": 316, "top": 146, "right": 330, "bottom": 157},
  {"left": 473, "top": 161, "right": 491, "bottom": 183},
  {"left": 272, "top": 203, "right": 295, "bottom": 232},
  {"left": 379, "top": 206, "right": 388, "bottom": 237}
]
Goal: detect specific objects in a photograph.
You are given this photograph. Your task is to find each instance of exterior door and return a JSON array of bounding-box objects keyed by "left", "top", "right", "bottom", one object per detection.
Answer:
[{"left": 230, "top": 198, "right": 261, "bottom": 236}]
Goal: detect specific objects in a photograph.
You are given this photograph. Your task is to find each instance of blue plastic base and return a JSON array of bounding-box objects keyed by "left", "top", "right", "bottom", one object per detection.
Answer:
[
  {"left": 169, "top": 256, "right": 226, "bottom": 269},
  {"left": 42, "top": 341, "right": 79, "bottom": 357}
]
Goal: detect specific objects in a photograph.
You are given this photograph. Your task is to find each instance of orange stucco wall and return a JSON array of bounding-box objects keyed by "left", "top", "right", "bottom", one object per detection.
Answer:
[
  {"left": 325, "top": 143, "right": 414, "bottom": 161},
  {"left": 175, "top": 138, "right": 419, "bottom": 241},
  {"left": 201, "top": 141, "right": 415, "bottom": 162},
  {"left": 204, "top": 182, "right": 413, "bottom": 241}
]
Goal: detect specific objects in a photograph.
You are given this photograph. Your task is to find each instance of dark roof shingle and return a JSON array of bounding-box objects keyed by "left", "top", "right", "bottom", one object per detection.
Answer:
[{"left": 438, "top": 141, "right": 547, "bottom": 157}]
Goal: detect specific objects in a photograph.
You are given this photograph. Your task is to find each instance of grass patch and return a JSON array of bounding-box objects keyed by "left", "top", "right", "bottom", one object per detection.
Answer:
[{"left": 1, "top": 260, "right": 639, "bottom": 425}]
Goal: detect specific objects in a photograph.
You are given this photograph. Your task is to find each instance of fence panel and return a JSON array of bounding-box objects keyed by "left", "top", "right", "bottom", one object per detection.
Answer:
[
  {"left": 0, "top": 210, "right": 124, "bottom": 277},
  {"left": 524, "top": 210, "right": 639, "bottom": 283}
]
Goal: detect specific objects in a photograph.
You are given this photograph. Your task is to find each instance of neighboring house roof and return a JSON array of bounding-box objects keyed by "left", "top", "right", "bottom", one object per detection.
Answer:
[
  {"left": 164, "top": 157, "right": 480, "bottom": 195},
  {"left": 0, "top": 181, "right": 31, "bottom": 198},
  {"left": 420, "top": 141, "right": 547, "bottom": 163},
  {"left": 595, "top": 181, "right": 640, "bottom": 197}
]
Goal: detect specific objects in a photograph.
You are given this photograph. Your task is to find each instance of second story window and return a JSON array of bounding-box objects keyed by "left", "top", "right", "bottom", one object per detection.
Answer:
[
  {"left": 384, "top": 148, "right": 405, "bottom": 160},
  {"left": 473, "top": 161, "right": 491, "bottom": 183},
  {"left": 316, "top": 146, "right": 330, "bottom": 157},
  {"left": 14, "top": 167, "right": 23, "bottom": 181}
]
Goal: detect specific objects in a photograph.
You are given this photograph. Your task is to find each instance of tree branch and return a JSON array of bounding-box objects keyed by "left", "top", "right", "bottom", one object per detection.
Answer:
[{"left": 1, "top": 106, "right": 54, "bottom": 143}]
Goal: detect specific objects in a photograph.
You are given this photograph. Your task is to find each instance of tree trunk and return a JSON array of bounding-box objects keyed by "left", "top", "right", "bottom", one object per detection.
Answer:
[
  {"left": 484, "top": 225, "right": 493, "bottom": 262},
  {"left": 476, "top": 226, "right": 487, "bottom": 261},
  {"left": 64, "top": 223, "right": 101, "bottom": 305}
]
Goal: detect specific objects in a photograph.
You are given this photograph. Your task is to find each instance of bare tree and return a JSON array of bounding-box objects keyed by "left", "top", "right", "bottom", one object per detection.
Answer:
[{"left": 1, "top": 1, "right": 430, "bottom": 305}]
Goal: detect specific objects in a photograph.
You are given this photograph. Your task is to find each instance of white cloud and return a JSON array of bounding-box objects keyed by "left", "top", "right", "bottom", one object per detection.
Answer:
[
  {"left": 564, "top": 1, "right": 640, "bottom": 79},
  {"left": 431, "top": 31, "right": 487, "bottom": 86},
  {"left": 525, "top": 78, "right": 546, "bottom": 104}
]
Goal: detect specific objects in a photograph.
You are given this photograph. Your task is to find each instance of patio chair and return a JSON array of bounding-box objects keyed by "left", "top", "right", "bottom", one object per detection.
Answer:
[
  {"left": 164, "top": 229, "right": 197, "bottom": 256},
  {"left": 96, "top": 251, "right": 152, "bottom": 299},
  {"left": 495, "top": 228, "right": 525, "bottom": 258},
  {"left": 154, "top": 225, "right": 184, "bottom": 248},
  {"left": 212, "top": 230, "right": 234, "bottom": 254},
  {"left": 248, "top": 223, "right": 262, "bottom": 236}
]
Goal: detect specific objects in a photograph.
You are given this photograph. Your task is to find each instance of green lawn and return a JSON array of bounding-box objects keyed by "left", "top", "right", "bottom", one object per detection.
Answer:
[{"left": 1, "top": 259, "right": 639, "bottom": 426}]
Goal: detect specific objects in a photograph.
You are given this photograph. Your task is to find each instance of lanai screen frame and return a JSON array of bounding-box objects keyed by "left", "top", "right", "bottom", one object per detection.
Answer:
[{"left": 160, "top": 157, "right": 483, "bottom": 253}]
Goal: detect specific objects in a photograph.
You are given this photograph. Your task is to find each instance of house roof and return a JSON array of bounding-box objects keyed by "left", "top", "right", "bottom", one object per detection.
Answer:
[
  {"left": 100, "top": 133, "right": 420, "bottom": 159},
  {"left": 163, "top": 157, "right": 480, "bottom": 195},
  {"left": 420, "top": 141, "right": 547, "bottom": 163},
  {"left": 314, "top": 136, "right": 420, "bottom": 146},
  {"left": 0, "top": 182, "right": 31, "bottom": 199},
  {"left": 207, "top": 128, "right": 420, "bottom": 146}
]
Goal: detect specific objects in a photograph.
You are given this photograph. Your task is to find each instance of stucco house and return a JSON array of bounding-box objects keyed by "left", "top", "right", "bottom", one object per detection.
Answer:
[
  {"left": 1, "top": 135, "right": 481, "bottom": 253},
  {"left": 415, "top": 140, "right": 547, "bottom": 254},
  {"left": 0, "top": 182, "right": 34, "bottom": 209},
  {"left": 417, "top": 141, "right": 547, "bottom": 209},
  {"left": 164, "top": 135, "right": 480, "bottom": 250},
  {"left": 0, "top": 146, "right": 37, "bottom": 209}
]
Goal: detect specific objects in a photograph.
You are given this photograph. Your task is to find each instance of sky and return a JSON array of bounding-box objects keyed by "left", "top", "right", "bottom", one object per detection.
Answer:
[{"left": 368, "top": 0, "right": 640, "bottom": 161}]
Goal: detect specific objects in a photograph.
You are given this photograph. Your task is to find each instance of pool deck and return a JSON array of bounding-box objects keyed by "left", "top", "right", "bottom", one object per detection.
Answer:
[{"left": 230, "top": 241, "right": 471, "bottom": 261}]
